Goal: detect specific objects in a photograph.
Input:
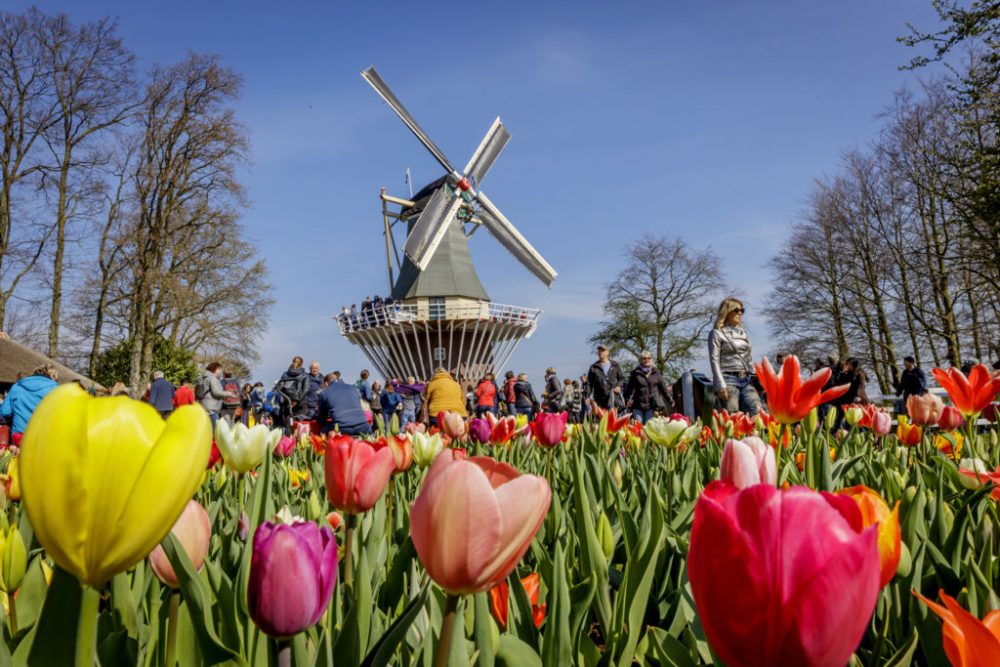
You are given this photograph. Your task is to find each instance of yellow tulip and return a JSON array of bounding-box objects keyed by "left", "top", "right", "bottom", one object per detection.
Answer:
[
  {"left": 1, "top": 458, "right": 19, "bottom": 501},
  {"left": 0, "top": 524, "right": 27, "bottom": 592},
  {"left": 19, "top": 384, "right": 211, "bottom": 587}
]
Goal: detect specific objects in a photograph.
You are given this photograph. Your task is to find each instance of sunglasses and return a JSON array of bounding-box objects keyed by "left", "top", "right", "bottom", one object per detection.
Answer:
[{"left": 732, "top": 308, "right": 745, "bottom": 314}]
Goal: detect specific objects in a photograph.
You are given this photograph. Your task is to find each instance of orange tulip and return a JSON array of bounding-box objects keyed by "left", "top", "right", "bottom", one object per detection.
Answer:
[
  {"left": 913, "top": 589, "right": 1000, "bottom": 666},
  {"left": 794, "top": 448, "right": 836, "bottom": 472},
  {"left": 830, "top": 486, "right": 900, "bottom": 588},
  {"left": 896, "top": 417, "right": 922, "bottom": 446},
  {"left": 932, "top": 364, "right": 1000, "bottom": 419},
  {"left": 488, "top": 572, "right": 547, "bottom": 629},
  {"left": 373, "top": 434, "right": 414, "bottom": 472},
  {"left": 754, "top": 355, "right": 850, "bottom": 424}
]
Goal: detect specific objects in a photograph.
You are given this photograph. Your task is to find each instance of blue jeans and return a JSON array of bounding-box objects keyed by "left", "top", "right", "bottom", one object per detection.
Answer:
[
  {"left": 721, "top": 375, "right": 761, "bottom": 416},
  {"left": 515, "top": 406, "right": 534, "bottom": 422},
  {"left": 400, "top": 410, "right": 415, "bottom": 429},
  {"left": 632, "top": 408, "right": 655, "bottom": 424}
]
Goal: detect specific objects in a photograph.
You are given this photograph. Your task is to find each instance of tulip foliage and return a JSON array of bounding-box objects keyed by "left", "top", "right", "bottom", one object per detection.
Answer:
[{"left": 0, "top": 382, "right": 998, "bottom": 666}]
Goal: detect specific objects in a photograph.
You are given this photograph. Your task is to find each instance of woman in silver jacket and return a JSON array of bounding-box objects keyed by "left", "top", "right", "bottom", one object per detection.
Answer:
[{"left": 708, "top": 297, "right": 761, "bottom": 415}]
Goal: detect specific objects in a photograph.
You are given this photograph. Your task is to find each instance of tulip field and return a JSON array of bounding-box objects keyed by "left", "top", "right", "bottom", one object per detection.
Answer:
[{"left": 1, "top": 360, "right": 1000, "bottom": 666}]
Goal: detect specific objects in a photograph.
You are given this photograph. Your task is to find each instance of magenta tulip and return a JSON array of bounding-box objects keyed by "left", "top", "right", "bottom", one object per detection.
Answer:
[
  {"left": 274, "top": 435, "right": 296, "bottom": 458},
  {"left": 410, "top": 454, "right": 550, "bottom": 594},
  {"left": 720, "top": 437, "right": 776, "bottom": 489},
  {"left": 248, "top": 521, "right": 337, "bottom": 638},
  {"left": 530, "top": 411, "right": 568, "bottom": 448},
  {"left": 325, "top": 435, "right": 396, "bottom": 514},
  {"left": 148, "top": 500, "right": 211, "bottom": 588},
  {"left": 688, "top": 482, "right": 880, "bottom": 667},
  {"left": 468, "top": 418, "right": 491, "bottom": 444}
]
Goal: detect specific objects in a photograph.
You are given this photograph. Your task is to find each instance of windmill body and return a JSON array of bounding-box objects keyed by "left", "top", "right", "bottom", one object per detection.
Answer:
[{"left": 337, "top": 67, "right": 556, "bottom": 384}]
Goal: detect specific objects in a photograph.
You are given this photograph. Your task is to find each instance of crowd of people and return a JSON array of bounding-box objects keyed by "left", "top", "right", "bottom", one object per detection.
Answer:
[{"left": 2, "top": 297, "right": 998, "bottom": 447}]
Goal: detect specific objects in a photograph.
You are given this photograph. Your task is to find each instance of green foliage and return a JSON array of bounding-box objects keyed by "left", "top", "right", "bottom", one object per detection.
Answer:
[{"left": 93, "top": 336, "right": 200, "bottom": 388}]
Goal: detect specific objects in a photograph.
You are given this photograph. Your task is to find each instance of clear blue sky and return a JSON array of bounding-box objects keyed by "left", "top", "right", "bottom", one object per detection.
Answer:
[{"left": 17, "top": 0, "right": 944, "bottom": 385}]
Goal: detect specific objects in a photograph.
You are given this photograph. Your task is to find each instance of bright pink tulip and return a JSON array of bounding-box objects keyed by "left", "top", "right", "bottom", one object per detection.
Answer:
[
  {"left": 248, "top": 521, "right": 337, "bottom": 637},
  {"left": 324, "top": 435, "right": 396, "bottom": 514},
  {"left": 688, "top": 482, "right": 880, "bottom": 667},
  {"left": 720, "top": 437, "right": 776, "bottom": 489},
  {"left": 274, "top": 435, "right": 296, "bottom": 458},
  {"left": 410, "top": 454, "right": 550, "bottom": 594},
  {"left": 148, "top": 500, "right": 211, "bottom": 588},
  {"left": 531, "top": 411, "right": 568, "bottom": 448},
  {"left": 938, "top": 405, "right": 964, "bottom": 431},
  {"left": 906, "top": 393, "right": 944, "bottom": 426}
]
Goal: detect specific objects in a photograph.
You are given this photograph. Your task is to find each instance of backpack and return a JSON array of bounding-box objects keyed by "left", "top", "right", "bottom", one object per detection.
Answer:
[
  {"left": 195, "top": 375, "right": 210, "bottom": 401},
  {"left": 276, "top": 374, "right": 309, "bottom": 403},
  {"left": 504, "top": 379, "right": 516, "bottom": 404}
]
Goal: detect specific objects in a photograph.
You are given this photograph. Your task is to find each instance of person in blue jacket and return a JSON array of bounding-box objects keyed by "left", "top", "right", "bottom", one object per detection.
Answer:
[
  {"left": 0, "top": 365, "right": 59, "bottom": 438},
  {"left": 315, "top": 373, "right": 372, "bottom": 436},
  {"left": 380, "top": 382, "right": 403, "bottom": 424}
]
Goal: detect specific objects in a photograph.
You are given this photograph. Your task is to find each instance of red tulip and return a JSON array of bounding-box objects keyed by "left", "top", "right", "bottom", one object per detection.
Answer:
[
  {"left": 488, "top": 572, "right": 547, "bottom": 629},
  {"left": 932, "top": 364, "right": 1000, "bottom": 418},
  {"left": 958, "top": 460, "right": 1000, "bottom": 501},
  {"left": 906, "top": 393, "right": 944, "bottom": 426},
  {"left": 896, "top": 417, "right": 922, "bottom": 446},
  {"left": 938, "top": 405, "right": 964, "bottom": 431},
  {"left": 688, "top": 482, "right": 880, "bottom": 667},
  {"left": 410, "top": 454, "right": 550, "bottom": 595},
  {"left": 913, "top": 589, "right": 1000, "bottom": 666},
  {"left": 720, "top": 437, "right": 776, "bottom": 489},
  {"left": 531, "top": 412, "right": 568, "bottom": 448},
  {"left": 148, "top": 500, "right": 212, "bottom": 588},
  {"left": 485, "top": 413, "right": 519, "bottom": 445},
  {"left": 829, "top": 486, "right": 901, "bottom": 588},
  {"left": 753, "top": 355, "right": 850, "bottom": 424},
  {"left": 207, "top": 441, "right": 222, "bottom": 469},
  {"left": 595, "top": 406, "right": 630, "bottom": 433},
  {"left": 324, "top": 435, "right": 396, "bottom": 514},
  {"left": 248, "top": 520, "right": 338, "bottom": 638}
]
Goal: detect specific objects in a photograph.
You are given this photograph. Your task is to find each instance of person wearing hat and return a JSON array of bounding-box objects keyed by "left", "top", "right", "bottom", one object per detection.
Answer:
[
  {"left": 543, "top": 367, "right": 562, "bottom": 413},
  {"left": 587, "top": 344, "right": 624, "bottom": 412}
]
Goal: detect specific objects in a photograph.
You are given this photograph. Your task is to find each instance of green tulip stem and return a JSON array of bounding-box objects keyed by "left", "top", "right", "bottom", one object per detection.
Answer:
[
  {"left": 237, "top": 473, "right": 246, "bottom": 514},
  {"left": 434, "top": 594, "right": 460, "bottom": 667},
  {"left": 965, "top": 417, "right": 978, "bottom": 463},
  {"left": 386, "top": 476, "right": 394, "bottom": 538},
  {"left": 344, "top": 514, "right": 357, "bottom": 592},
  {"left": 165, "top": 591, "right": 179, "bottom": 666},
  {"left": 545, "top": 449, "right": 554, "bottom": 485},
  {"left": 7, "top": 590, "right": 17, "bottom": 636},
  {"left": 74, "top": 585, "right": 100, "bottom": 667}
]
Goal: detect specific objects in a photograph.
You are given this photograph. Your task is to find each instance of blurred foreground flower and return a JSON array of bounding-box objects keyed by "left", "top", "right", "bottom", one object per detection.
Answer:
[
  {"left": 829, "top": 485, "right": 901, "bottom": 588},
  {"left": 148, "top": 500, "right": 211, "bottom": 588},
  {"left": 410, "top": 454, "right": 550, "bottom": 594},
  {"left": 688, "top": 482, "right": 880, "bottom": 667},
  {"left": 913, "top": 589, "right": 1000, "bottom": 665},
  {"left": 754, "top": 355, "right": 849, "bottom": 424},
  {"left": 19, "top": 384, "right": 210, "bottom": 586},
  {"left": 248, "top": 520, "right": 337, "bottom": 638}
]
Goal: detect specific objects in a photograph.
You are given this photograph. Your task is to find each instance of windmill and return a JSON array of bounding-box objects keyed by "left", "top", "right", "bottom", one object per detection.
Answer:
[{"left": 336, "top": 66, "right": 557, "bottom": 384}]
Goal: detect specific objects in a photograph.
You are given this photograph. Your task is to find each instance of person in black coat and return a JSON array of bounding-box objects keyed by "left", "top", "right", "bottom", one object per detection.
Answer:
[
  {"left": 513, "top": 373, "right": 539, "bottom": 421},
  {"left": 624, "top": 352, "right": 672, "bottom": 424},
  {"left": 587, "top": 345, "right": 624, "bottom": 411},
  {"left": 315, "top": 374, "right": 372, "bottom": 436},
  {"left": 894, "top": 356, "right": 927, "bottom": 415}
]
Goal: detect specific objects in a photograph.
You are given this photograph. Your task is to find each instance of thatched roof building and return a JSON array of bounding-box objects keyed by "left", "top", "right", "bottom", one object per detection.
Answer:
[{"left": 0, "top": 333, "right": 97, "bottom": 389}]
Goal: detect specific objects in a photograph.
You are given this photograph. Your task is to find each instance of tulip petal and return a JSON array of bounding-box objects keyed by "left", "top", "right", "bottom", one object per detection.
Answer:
[
  {"left": 410, "top": 457, "right": 503, "bottom": 594},
  {"left": 470, "top": 456, "right": 520, "bottom": 489},
  {"left": 940, "top": 592, "right": 1000, "bottom": 666},
  {"left": 475, "top": 474, "right": 551, "bottom": 591}
]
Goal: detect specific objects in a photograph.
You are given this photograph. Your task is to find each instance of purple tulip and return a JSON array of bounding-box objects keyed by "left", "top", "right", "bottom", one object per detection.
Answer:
[
  {"left": 248, "top": 521, "right": 338, "bottom": 637},
  {"left": 468, "top": 418, "right": 491, "bottom": 444}
]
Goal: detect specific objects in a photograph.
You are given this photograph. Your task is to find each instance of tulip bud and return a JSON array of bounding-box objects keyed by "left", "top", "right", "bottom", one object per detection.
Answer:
[
  {"left": 824, "top": 405, "right": 838, "bottom": 430},
  {"left": 148, "top": 500, "right": 212, "bottom": 588},
  {"left": 237, "top": 512, "right": 250, "bottom": 541},
  {"left": 844, "top": 406, "right": 863, "bottom": 427},
  {"left": 938, "top": 406, "right": 963, "bottom": 431},
  {"left": 248, "top": 521, "right": 338, "bottom": 638},
  {"left": 803, "top": 408, "right": 819, "bottom": 436},
  {"left": 1, "top": 458, "right": 20, "bottom": 502},
  {"left": 596, "top": 512, "right": 614, "bottom": 561},
  {"left": 0, "top": 524, "right": 27, "bottom": 593},
  {"left": 308, "top": 490, "right": 322, "bottom": 521},
  {"left": 467, "top": 418, "right": 491, "bottom": 444},
  {"left": 612, "top": 459, "right": 623, "bottom": 487},
  {"left": 895, "top": 542, "right": 912, "bottom": 578}
]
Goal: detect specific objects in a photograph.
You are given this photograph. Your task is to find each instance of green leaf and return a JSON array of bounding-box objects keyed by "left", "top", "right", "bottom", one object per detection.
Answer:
[
  {"left": 26, "top": 565, "right": 82, "bottom": 666},
  {"left": 540, "top": 542, "right": 572, "bottom": 667},
  {"left": 883, "top": 629, "right": 919, "bottom": 667},
  {"left": 161, "top": 532, "right": 245, "bottom": 665},
  {"left": 495, "top": 635, "right": 542, "bottom": 667},
  {"left": 572, "top": 454, "right": 612, "bottom": 635},
  {"left": 473, "top": 591, "right": 496, "bottom": 667},
  {"left": 361, "top": 586, "right": 429, "bottom": 667}
]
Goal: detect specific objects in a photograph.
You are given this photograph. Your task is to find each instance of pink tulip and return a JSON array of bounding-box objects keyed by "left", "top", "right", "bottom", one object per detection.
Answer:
[
  {"left": 148, "top": 500, "right": 212, "bottom": 588},
  {"left": 274, "top": 435, "right": 296, "bottom": 458},
  {"left": 870, "top": 410, "right": 891, "bottom": 436},
  {"left": 248, "top": 521, "right": 337, "bottom": 637},
  {"left": 468, "top": 418, "right": 491, "bottom": 444},
  {"left": 325, "top": 435, "right": 396, "bottom": 514},
  {"left": 938, "top": 405, "right": 964, "bottom": 431},
  {"left": 530, "top": 412, "right": 568, "bottom": 448},
  {"left": 410, "top": 454, "right": 550, "bottom": 594},
  {"left": 439, "top": 411, "right": 467, "bottom": 440},
  {"left": 906, "top": 393, "right": 944, "bottom": 426},
  {"left": 720, "top": 437, "right": 776, "bottom": 489},
  {"left": 688, "top": 482, "right": 880, "bottom": 667}
]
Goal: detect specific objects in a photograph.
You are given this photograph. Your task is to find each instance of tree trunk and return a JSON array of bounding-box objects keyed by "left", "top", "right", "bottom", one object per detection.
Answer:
[{"left": 47, "top": 153, "right": 72, "bottom": 359}]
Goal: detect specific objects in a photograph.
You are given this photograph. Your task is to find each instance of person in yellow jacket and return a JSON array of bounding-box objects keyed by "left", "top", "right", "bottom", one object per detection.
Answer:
[{"left": 423, "top": 368, "right": 467, "bottom": 424}]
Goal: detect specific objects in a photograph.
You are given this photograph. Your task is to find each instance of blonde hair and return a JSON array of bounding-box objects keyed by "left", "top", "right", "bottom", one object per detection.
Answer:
[{"left": 714, "top": 297, "right": 744, "bottom": 330}]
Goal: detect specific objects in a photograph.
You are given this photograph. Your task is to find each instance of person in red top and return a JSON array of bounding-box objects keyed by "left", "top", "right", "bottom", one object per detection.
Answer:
[
  {"left": 475, "top": 373, "right": 498, "bottom": 418},
  {"left": 173, "top": 380, "right": 196, "bottom": 407}
]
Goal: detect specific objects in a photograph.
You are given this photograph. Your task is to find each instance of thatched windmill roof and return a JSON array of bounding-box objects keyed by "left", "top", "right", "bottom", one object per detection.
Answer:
[{"left": 0, "top": 333, "right": 98, "bottom": 387}]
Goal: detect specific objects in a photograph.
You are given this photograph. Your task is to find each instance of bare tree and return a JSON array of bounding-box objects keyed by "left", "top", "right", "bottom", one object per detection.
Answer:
[{"left": 590, "top": 235, "right": 724, "bottom": 378}]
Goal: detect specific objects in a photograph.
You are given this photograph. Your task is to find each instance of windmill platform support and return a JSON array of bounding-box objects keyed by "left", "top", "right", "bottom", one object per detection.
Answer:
[{"left": 337, "top": 298, "right": 539, "bottom": 384}]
